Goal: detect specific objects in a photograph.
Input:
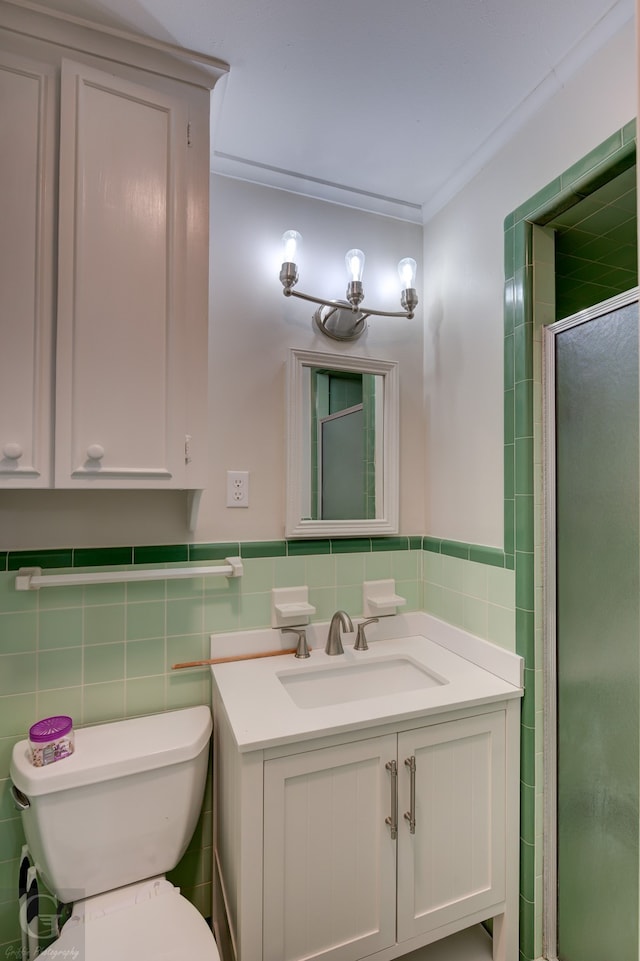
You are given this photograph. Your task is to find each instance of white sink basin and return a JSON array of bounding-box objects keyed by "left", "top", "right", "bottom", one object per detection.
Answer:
[{"left": 277, "top": 656, "right": 447, "bottom": 709}]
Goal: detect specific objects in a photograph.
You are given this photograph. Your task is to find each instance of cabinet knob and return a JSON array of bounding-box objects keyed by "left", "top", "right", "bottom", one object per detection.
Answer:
[
  {"left": 2, "top": 443, "right": 23, "bottom": 460},
  {"left": 86, "top": 444, "right": 105, "bottom": 461}
]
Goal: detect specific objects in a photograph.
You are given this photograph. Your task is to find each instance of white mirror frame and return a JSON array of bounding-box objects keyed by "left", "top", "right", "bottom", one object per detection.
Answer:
[{"left": 286, "top": 348, "right": 399, "bottom": 538}]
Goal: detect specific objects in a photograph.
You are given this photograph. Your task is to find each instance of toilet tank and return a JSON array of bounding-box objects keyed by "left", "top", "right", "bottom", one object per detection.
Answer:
[{"left": 10, "top": 706, "right": 212, "bottom": 904}]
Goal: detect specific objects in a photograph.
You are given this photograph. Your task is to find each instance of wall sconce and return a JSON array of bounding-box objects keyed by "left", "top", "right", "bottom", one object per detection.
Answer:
[{"left": 279, "top": 230, "right": 418, "bottom": 342}]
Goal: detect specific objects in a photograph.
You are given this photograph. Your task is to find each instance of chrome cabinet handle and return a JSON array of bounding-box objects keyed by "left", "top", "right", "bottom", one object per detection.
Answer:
[
  {"left": 404, "top": 755, "right": 416, "bottom": 834},
  {"left": 385, "top": 760, "right": 398, "bottom": 839}
]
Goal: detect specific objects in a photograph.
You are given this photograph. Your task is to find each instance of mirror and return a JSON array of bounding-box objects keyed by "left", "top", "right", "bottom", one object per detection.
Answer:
[{"left": 286, "top": 349, "right": 399, "bottom": 538}]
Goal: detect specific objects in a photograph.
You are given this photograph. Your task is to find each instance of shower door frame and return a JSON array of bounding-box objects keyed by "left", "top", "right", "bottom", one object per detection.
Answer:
[{"left": 542, "top": 286, "right": 640, "bottom": 961}]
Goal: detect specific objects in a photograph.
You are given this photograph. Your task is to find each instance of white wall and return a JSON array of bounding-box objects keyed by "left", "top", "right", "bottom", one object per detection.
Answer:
[
  {"left": 423, "top": 22, "right": 636, "bottom": 548},
  {"left": 206, "top": 178, "right": 425, "bottom": 542},
  {"left": 0, "top": 180, "right": 423, "bottom": 549}
]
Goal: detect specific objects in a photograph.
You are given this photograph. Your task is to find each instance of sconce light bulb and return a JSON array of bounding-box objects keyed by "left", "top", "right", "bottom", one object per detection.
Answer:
[
  {"left": 282, "top": 229, "right": 302, "bottom": 266},
  {"left": 345, "top": 248, "right": 365, "bottom": 283},
  {"left": 398, "top": 257, "right": 417, "bottom": 291}
]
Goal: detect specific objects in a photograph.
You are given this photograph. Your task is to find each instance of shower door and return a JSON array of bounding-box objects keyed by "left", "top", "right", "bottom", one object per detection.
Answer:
[{"left": 546, "top": 290, "right": 639, "bottom": 961}]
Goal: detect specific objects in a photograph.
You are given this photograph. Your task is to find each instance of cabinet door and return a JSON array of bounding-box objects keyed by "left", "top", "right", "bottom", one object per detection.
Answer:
[
  {"left": 55, "top": 60, "right": 189, "bottom": 487},
  {"left": 263, "top": 735, "right": 397, "bottom": 961},
  {"left": 397, "top": 712, "right": 506, "bottom": 941},
  {"left": 0, "top": 51, "right": 55, "bottom": 487}
]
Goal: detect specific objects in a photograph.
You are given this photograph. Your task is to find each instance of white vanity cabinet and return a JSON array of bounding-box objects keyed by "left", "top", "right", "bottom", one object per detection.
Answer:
[
  {"left": 213, "top": 696, "right": 519, "bottom": 961},
  {"left": 0, "top": 3, "right": 224, "bottom": 493}
]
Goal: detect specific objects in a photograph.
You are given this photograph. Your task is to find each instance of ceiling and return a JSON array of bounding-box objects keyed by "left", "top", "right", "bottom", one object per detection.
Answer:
[{"left": 36, "top": 0, "right": 634, "bottom": 223}]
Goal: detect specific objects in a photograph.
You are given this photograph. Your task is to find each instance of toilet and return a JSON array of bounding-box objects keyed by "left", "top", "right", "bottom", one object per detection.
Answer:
[{"left": 10, "top": 705, "right": 220, "bottom": 960}]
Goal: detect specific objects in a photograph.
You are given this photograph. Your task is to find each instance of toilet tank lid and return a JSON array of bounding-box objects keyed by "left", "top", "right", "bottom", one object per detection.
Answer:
[{"left": 10, "top": 706, "right": 212, "bottom": 797}]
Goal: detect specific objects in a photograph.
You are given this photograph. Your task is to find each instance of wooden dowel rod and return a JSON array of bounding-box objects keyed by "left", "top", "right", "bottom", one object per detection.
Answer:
[{"left": 172, "top": 647, "right": 301, "bottom": 670}]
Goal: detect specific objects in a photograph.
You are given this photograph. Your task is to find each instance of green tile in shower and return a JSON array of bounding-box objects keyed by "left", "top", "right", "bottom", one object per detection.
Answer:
[
  {"left": 503, "top": 277, "right": 516, "bottom": 336},
  {"left": 520, "top": 839, "right": 536, "bottom": 903},
  {"left": 515, "top": 323, "right": 534, "bottom": 383},
  {"left": 515, "top": 552, "right": 535, "bottom": 612},
  {"left": 514, "top": 381, "right": 533, "bottom": 441},
  {"left": 504, "top": 332, "right": 515, "bottom": 391},
  {"left": 559, "top": 130, "right": 624, "bottom": 190},
  {"left": 516, "top": 496, "right": 535, "bottom": 553},
  {"left": 515, "top": 438, "right": 534, "bottom": 496}
]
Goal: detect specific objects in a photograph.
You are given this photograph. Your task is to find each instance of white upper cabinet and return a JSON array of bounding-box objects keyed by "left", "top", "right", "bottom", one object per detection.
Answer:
[
  {"left": 0, "top": 51, "right": 55, "bottom": 486},
  {"left": 0, "top": 3, "right": 226, "bottom": 495},
  {"left": 55, "top": 60, "right": 189, "bottom": 487}
]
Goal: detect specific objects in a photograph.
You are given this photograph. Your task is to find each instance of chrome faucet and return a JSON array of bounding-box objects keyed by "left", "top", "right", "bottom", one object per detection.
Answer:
[{"left": 325, "top": 610, "right": 354, "bottom": 655}]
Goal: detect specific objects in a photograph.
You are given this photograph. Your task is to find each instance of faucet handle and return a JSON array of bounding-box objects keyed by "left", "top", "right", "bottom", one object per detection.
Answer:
[
  {"left": 354, "top": 617, "right": 379, "bottom": 651},
  {"left": 282, "top": 627, "right": 310, "bottom": 659}
]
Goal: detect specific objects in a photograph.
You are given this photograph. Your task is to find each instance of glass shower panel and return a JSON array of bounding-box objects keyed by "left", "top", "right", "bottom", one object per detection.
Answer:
[{"left": 555, "top": 300, "right": 639, "bottom": 961}]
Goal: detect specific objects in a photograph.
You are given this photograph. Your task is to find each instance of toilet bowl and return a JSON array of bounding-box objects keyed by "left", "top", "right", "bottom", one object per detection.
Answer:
[
  {"left": 37, "top": 878, "right": 216, "bottom": 961},
  {"left": 10, "top": 706, "right": 220, "bottom": 960}
]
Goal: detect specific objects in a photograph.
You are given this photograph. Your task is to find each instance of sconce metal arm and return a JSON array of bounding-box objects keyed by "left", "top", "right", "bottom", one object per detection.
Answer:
[{"left": 282, "top": 287, "right": 415, "bottom": 320}]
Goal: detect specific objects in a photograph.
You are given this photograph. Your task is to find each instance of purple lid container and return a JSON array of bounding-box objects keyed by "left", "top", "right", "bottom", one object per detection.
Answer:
[{"left": 29, "top": 716, "right": 73, "bottom": 743}]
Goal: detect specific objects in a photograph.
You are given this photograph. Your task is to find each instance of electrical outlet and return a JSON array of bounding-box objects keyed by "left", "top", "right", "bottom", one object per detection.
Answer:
[{"left": 226, "top": 470, "right": 249, "bottom": 508}]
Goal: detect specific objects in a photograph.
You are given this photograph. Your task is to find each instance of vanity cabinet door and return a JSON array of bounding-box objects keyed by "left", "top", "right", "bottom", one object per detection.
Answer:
[
  {"left": 263, "top": 734, "right": 397, "bottom": 961},
  {"left": 0, "top": 51, "right": 56, "bottom": 487},
  {"left": 54, "top": 59, "right": 191, "bottom": 487},
  {"left": 396, "top": 712, "right": 506, "bottom": 942}
]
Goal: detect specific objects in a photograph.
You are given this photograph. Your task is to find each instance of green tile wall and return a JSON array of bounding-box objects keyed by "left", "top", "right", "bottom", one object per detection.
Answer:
[
  {"left": 0, "top": 531, "right": 517, "bottom": 952},
  {"left": 504, "top": 119, "right": 636, "bottom": 961}
]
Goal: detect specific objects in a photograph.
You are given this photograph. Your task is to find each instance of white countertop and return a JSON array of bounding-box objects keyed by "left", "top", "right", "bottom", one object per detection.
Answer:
[{"left": 210, "top": 616, "right": 523, "bottom": 752}]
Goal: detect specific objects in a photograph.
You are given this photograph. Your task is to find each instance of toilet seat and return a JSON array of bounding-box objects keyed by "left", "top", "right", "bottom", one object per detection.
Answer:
[{"left": 38, "top": 878, "right": 220, "bottom": 961}]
